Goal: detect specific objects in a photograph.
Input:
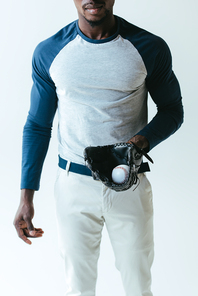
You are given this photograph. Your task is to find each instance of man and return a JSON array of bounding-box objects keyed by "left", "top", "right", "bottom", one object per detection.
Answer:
[{"left": 14, "top": 0, "right": 183, "bottom": 295}]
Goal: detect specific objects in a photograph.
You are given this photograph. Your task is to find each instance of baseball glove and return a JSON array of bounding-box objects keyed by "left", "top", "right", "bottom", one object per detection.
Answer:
[{"left": 84, "top": 142, "right": 153, "bottom": 192}]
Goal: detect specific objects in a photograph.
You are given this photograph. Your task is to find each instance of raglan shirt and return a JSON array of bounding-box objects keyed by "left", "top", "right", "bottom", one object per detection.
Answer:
[{"left": 21, "top": 16, "right": 183, "bottom": 190}]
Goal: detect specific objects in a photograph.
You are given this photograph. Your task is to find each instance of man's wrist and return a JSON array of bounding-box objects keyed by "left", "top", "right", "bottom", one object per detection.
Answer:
[
  {"left": 20, "top": 189, "right": 35, "bottom": 203},
  {"left": 127, "top": 135, "right": 149, "bottom": 150}
]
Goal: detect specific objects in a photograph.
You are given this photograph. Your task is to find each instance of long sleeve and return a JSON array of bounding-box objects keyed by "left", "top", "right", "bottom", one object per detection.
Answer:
[
  {"left": 136, "top": 37, "right": 184, "bottom": 150},
  {"left": 21, "top": 43, "right": 58, "bottom": 190}
]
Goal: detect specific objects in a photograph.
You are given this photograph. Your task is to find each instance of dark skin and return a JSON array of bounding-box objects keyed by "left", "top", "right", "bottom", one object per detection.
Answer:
[
  {"left": 13, "top": 0, "right": 149, "bottom": 245},
  {"left": 14, "top": 189, "right": 43, "bottom": 245},
  {"left": 73, "top": 0, "right": 116, "bottom": 39}
]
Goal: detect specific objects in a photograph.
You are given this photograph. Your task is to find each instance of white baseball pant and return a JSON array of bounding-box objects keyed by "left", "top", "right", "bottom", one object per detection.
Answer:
[{"left": 54, "top": 163, "right": 154, "bottom": 296}]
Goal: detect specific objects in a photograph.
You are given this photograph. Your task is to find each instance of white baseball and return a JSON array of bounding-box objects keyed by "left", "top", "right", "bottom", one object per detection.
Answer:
[{"left": 112, "top": 164, "right": 130, "bottom": 184}]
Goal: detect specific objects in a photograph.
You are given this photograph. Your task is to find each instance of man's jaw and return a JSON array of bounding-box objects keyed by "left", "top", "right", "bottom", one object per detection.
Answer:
[
  {"left": 83, "top": 14, "right": 108, "bottom": 28},
  {"left": 79, "top": 1, "right": 114, "bottom": 29}
]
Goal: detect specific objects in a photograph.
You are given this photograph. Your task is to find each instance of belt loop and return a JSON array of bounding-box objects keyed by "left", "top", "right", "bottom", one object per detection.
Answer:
[{"left": 66, "top": 161, "right": 71, "bottom": 175}]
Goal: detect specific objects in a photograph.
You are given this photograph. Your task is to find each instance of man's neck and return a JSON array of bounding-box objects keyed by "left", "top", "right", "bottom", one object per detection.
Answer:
[{"left": 78, "top": 14, "right": 117, "bottom": 40}]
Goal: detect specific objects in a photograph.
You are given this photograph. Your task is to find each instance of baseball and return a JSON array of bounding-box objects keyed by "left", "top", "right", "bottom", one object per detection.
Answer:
[{"left": 112, "top": 164, "right": 129, "bottom": 184}]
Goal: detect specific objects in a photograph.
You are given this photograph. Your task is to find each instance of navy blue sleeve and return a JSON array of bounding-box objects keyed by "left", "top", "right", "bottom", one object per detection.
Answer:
[
  {"left": 21, "top": 44, "right": 58, "bottom": 190},
  {"left": 21, "top": 119, "right": 52, "bottom": 190},
  {"left": 136, "top": 38, "right": 184, "bottom": 150}
]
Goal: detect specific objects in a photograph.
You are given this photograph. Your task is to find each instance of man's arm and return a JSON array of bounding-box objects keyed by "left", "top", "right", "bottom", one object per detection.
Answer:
[
  {"left": 21, "top": 118, "right": 53, "bottom": 190},
  {"left": 14, "top": 42, "right": 58, "bottom": 243},
  {"left": 129, "top": 39, "right": 183, "bottom": 151}
]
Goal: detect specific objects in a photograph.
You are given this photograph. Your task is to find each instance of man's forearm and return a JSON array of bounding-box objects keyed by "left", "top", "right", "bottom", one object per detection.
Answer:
[
  {"left": 21, "top": 117, "right": 51, "bottom": 190},
  {"left": 136, "top": 101, "right": 184, "bottom": 151}
]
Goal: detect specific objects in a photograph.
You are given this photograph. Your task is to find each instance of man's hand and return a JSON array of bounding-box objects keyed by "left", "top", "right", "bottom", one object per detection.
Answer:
[
  {"left": 13, "top": 189, "right": 44, "bottom": 245},
  {"left": 127, "top": 135, "right": 149, "bottom": 150}
]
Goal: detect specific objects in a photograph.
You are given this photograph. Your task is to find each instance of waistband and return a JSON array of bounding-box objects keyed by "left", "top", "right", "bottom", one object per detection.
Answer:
[{"left": 58, "top": 155, "right": 150, "bottom": 176}]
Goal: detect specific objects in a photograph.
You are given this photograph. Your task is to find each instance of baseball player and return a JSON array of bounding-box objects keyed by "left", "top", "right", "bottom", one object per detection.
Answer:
[{"left": 14, "top": 0, "right": 184, "bottom": 295}]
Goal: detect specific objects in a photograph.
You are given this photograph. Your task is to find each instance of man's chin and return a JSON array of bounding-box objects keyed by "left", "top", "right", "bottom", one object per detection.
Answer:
[{"left": 83, "top": 14, "right": 108, "bottom": 28}]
